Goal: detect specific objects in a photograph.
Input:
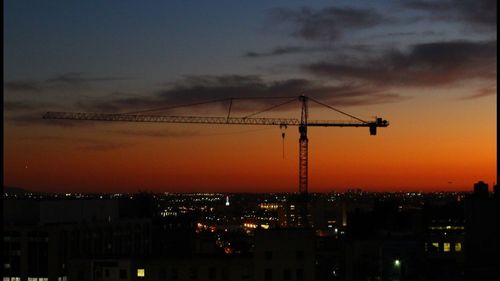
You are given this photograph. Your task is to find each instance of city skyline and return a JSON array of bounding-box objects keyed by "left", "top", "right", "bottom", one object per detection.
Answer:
[{"left": 4, "top": 1, "right": 497, "bottom": 193}]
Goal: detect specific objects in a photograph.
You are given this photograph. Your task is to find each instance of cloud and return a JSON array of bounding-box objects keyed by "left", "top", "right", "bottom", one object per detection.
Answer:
[
  {"left": 4, "top": 72, "right": 131, "bottom": 93},
  {"left": 270, "top": 6, "right": 388, "bottom": 42},
  {"left": 4, "top": 98, "right": 92, "bottom": 127},
  {"left": 80, "top": 75, "right": 405, "bottom": 115},
  {"left": 45, "top": 72, "right": 130, "bottom": 86},
  {"left": 460, "top": 86, "right": 497, "bottom": 100},
  {"left": 4, "top": 101, "right": 39, "bottom": 111},
  {"left": 78, "top": 142, "right": 132, "bottom": 151},
  {"left": 364, "top": 31, "right": 445, "bottom": 40},
  {"left": 402, "top": 0, "right": 497, "bottom": 32},
  {"left": 304, "top": 40, "right": 496, "bottom": 87},
  {"left": 6, "top": 111, "right": 99, "bottom": 128},
  {"left": 243, "top": 46, "right": 327, "bottom": 58},
  {"left": 4, "top": 80, "right": 43, "bottom": 92},
  {"left": 7, "top": 113, "right": 73, "bottom": 127},
  {"left": 22, "top": 135, "right": 132, "bottom": 151},
  {"left": 112, "top": 129, "right": 201, "bottom": 138}
]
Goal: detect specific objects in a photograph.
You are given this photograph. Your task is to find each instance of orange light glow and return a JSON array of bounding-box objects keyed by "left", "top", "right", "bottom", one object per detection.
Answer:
[{"left": 3, "top": 92, "right": 496, "bottom": 193}]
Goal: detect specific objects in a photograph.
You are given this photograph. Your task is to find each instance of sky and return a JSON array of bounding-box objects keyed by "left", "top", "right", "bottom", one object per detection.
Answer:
[{"left": 3, "top": 0, "right": 497, "bottom": 193}]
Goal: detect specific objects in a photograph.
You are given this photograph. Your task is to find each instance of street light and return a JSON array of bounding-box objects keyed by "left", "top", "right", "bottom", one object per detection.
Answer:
[{"left": 393, "top": 259, "right": 402, "bottom": 281}]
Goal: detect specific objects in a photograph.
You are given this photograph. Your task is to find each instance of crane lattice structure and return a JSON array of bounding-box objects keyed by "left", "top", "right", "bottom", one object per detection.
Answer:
[{"left": 44, "top": 95, "right": 389, "bottom": 226}]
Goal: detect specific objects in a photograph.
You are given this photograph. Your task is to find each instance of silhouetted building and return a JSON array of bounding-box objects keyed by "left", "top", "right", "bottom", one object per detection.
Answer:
[
  {"left": 473, "top": 181, "right": 489, "bottom": 197},
  {"left": 68, "top": 255, "right": 253, "bottom": 281},
  {"left": 254, "top": 229, "right": 315, "bottom": 281},
  {"left": 281, "top": 194, "right": 310, "bottom": 228},
  {"left": 464, "top": 181, "right": 497, "bottom": 281},
  {"left": 421, "top": 199, "right": 465, "bottom": 280},
  {"left": 4, "top": 189, "right": 495, "bottom": 281}
]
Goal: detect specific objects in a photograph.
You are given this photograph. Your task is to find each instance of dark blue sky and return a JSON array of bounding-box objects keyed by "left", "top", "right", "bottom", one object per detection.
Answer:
[{"left": 6, "top": 0, "right": 486, "bottom": 84}]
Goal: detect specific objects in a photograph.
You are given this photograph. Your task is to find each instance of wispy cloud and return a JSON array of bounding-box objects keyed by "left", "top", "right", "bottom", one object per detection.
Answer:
[
  {"left": 243, "top": 46, "right": 327, "bottom": 58},
  {"left": 4, "top": 72, "right": 131, "bottom": 93},
  {"left": 303, "top": 40, "right": 496, "bottom": 87},
  {"left": 460, "top": 86, "right": 497, "bottom": 100},
  {"left": 7, "top": 112, "right": 95, "bottom": 127},
  {"left": 45, "top": 72, "right": 130, "bottom": 86},
  {"left": 4, "top": 80, "right": 43, "bottom": 92},
  {"left": 22, "top": 135, "right": 133, "bottom": 151},
  {"left": 270, "top": 6, "right": 389, "bottom": 42},
  {"left": 112, "top": 129, "right": 201, "bottom": 138},
  {"left": 402, "top": 0, "right": 497, "bottom": 32},
  {"left": 79, "top": 75, "right": 405, "bottom": 115},
  {"left": 4, "top": 101, "right": 39, "bottom": 111},
  {"left": 78, "top": 142, "right": 132, "bottom": 151},
  {"left": 364, "top": 31, "right": 445, "bottom": 40}
]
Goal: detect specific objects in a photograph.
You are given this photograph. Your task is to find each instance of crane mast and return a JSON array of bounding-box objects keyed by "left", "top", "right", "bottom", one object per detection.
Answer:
[
  {"left": 43, "top": 95, "right": 389, "bottom": 227},
  {"left": 298, "top": 96, "right": 309, "bottom": 226},
  {"left": 299, "top": 95, "right": 308, "bottom": 195}
]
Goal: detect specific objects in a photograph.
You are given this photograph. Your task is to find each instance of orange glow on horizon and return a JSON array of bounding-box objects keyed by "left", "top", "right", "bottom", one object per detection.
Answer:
[{"left": 3, "top": 92, "right": 496, "bottom": 193}]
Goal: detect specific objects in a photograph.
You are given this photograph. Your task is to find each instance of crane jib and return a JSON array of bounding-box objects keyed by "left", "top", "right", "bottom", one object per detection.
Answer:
[{"left": 43, "top": 112, "right": 389, "bottom": 127}]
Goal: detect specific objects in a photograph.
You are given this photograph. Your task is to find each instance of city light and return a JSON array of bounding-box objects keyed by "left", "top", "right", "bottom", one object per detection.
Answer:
[
  {"left": 4, "top": 183, "right": 495, "bottom": 280},
  {"left": 443, "top": 243, "right": 451, "bottom": 252}
]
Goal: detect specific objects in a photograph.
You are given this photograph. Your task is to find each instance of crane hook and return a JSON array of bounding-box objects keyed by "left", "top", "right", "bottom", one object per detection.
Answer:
[{"left": 280, "top": 124, "right": 287, "bottom": 159}]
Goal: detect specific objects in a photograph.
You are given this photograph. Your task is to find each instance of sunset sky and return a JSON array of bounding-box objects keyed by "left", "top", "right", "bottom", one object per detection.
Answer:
[{"left": 4, "top": 0, "right": 497, "bottom": 193}]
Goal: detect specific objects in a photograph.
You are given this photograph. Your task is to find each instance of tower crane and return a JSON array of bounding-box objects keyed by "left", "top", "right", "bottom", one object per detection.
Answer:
[{"left": 43, "top": 95, "right": 389, "bottom": 226}]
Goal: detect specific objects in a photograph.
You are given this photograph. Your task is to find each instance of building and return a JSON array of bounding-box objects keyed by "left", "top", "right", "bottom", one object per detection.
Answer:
[
  {"left": 254, "top": 229, "right": 315, "bottom": 281},
  {"left": 464, "top": 181, "right": 497, "bottom": 281}
]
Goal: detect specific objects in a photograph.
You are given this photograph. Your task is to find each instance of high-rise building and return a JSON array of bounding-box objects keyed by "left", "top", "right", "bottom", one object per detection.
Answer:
[{"left": 464, "top": 181, "right": 497, "bottom": 281}]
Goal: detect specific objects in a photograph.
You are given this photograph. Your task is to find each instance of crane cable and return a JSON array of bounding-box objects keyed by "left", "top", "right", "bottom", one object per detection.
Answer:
[
  {"left": 226, "top": 98, "right": 233, "bottom": 121},
  {"left": 308, "top": 97, "right": 368, "bottom": 124},
  {"left": 242, "top": 97, "right": 297, "bottom": 119},
  {"left": 121, "top": 96, "right": 295, "bottom": 115}
]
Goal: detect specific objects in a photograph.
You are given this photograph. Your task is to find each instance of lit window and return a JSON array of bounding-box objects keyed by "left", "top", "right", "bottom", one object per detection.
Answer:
[
  {"left": 443, "top": 242, "right": 451, "bottom": 252},
  {"left": 137, "top": 269, "right": 145, "bottom": 278},
  {"left": 455, "top": 243, "right": 462, "bottom": 252},
  {"left": 432, "top": 242, "right": 439, "bottom": 249}
]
